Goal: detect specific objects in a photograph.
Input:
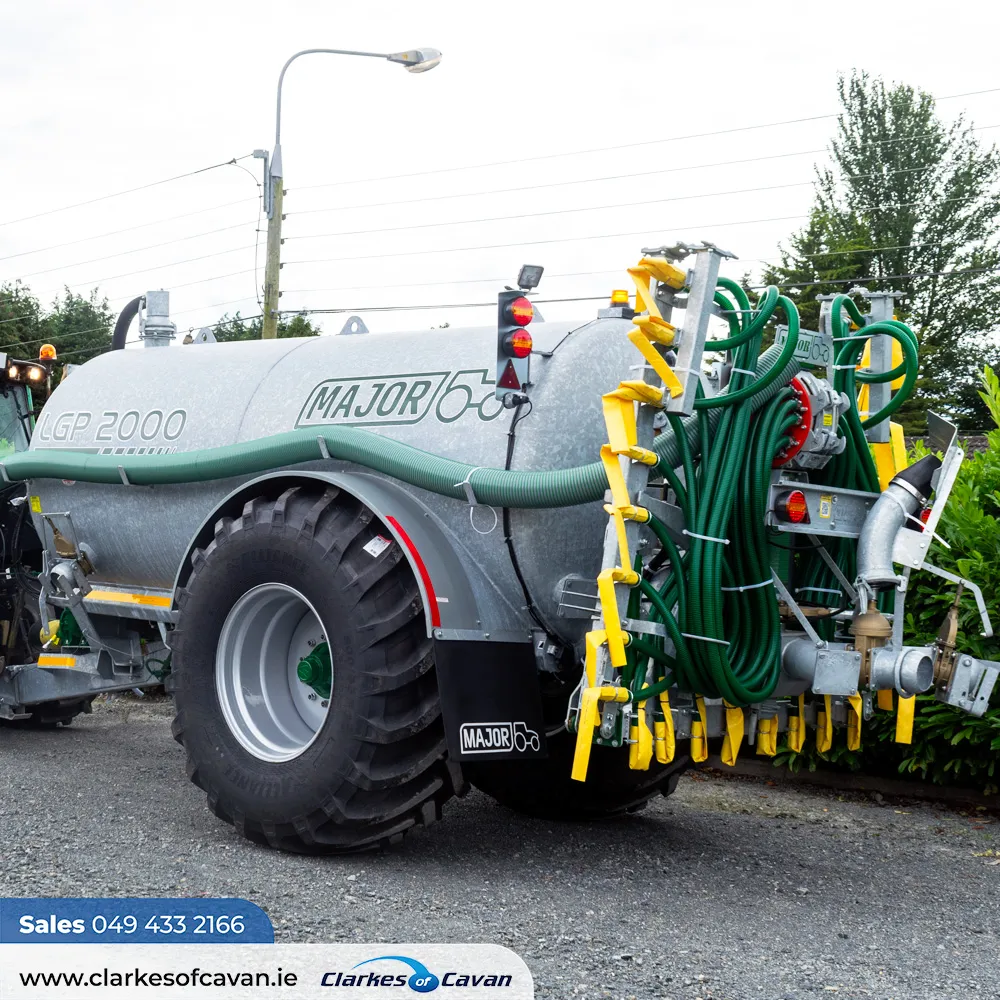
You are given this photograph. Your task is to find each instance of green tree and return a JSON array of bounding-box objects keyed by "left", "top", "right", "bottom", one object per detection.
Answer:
[
  {"left": 765, "top": 71, "right": 1000, "bottom": 431},
  {"left": 210, "top": 311, "right": 320, "bottom": 342},
  {"left": 42, "top": 288, "right": 114, "bottom": 365},
  {"left": 0, "top": 281, "right": 44, "bottom": 356}
]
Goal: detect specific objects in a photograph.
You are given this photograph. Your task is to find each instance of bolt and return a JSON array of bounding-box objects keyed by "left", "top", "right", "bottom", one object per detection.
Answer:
[
  {"left": 307, "top": 639, "right": 316, "bottom": 647},
  {"left": 484, "top": 632, "right": 490, "bottom": 639},
  {"left": 321, "top": 700, "right": 329, "bottom": 708},
  {"left": 307, "top": 692, "right": 317, "bottom": 701}
]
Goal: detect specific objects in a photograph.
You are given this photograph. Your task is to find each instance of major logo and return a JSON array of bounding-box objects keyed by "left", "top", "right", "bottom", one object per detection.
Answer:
[
  {"left": 297, "top": 370, "right": 505, "bottom": 428},
  {"left": 459, "top": 721, "right": 540, "bottom": 755}
]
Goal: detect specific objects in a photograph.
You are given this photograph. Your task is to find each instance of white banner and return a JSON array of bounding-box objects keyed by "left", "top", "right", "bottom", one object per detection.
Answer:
[{"left": 0, "top": 943, "right": 533, "bottom": 999}]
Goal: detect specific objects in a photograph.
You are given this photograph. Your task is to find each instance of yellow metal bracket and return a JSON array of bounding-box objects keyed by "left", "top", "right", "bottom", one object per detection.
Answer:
[
  {"left": 895, "top": 693, "right": 916, "bottom": 744},
  {"left": 690, "top": 695, "right": 709, "bottom": 763},
  {"left": 788, "top": 693, "right": 806, "bottom": 753},
  {"left": 721, "top": 703, "right": 744, "bottom": 766},
  {"left": 756, "top": 716, "right": 778, "bottom": 757},
  {"left": 846, "top": 693, "right": 863, "bottom": 751},
  {"left": 816, "top": 694, "right": 833, "bottom": 753},
  {"left": 655, "top": 690, "right": 676, "bottom": 764}
]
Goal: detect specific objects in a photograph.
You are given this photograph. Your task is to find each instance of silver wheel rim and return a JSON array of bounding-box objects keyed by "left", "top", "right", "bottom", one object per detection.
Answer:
[{"left": 215, "top": 583, "right": 332, "bottom": 762}]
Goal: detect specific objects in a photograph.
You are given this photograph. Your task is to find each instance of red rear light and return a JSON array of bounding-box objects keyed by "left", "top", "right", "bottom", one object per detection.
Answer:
[
  {"left": 506, "top": 329, "right": 533, "bottom": 359},
  {"left": 775, "top": 489, "right": 809, "bottom": 524},
  {"left": 505, "top": 296, "right": 533, "bottom": 326}
]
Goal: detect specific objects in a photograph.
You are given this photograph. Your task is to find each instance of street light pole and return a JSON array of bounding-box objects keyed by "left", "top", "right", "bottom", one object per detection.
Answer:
[{"left": 260, "top": 46, "right": 442, "bottom": 339}]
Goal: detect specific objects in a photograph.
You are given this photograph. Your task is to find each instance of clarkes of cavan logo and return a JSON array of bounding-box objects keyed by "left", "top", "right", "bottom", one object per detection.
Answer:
[
  {"left": 459, "top": 721, "right": 540, "bottom": 754},
  {"left": 297, "top": 370, "right": 504, "bottom": 428},
  {"left": 320, "top": 954, "right": 513, "bottom": 991}
]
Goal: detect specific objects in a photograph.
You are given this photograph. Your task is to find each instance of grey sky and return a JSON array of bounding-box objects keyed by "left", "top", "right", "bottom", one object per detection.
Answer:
[{"left": 1, "top": 0, "right": 997, "bottom": 341}]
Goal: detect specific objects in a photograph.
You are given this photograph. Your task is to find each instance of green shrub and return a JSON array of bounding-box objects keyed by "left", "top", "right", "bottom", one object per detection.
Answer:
[{"left": 775, "top": 367, "right": 1000, "bottom": 793}]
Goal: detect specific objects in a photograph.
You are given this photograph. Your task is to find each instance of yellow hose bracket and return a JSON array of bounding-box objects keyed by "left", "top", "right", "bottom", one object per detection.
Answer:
[
  {"left": 596, "top": 569, "right": 629, "bottom": 668},
  {"left": 628, "top": 703, "right": 654, "bottom": 771},
  {"left": 571, "top": 686, "right": 603, "bottom": 782},
  {"left": 603, "top": 503, "right": 650, "bottom": 524},
  {"left": 632, "top": 313, "right": 677, "bottom": 346},
  {"left": 846, "top": 693, "right": 863, "bottom": 751},
  {"left": 630, "top": 257, "right": 686, "bottom": 291},
  {"left": 788, "top": 693, "right": 806, "bottom": 753},
  {"left": 614, "top": 380, "right": 665, "bottom": 406},
  {"left": 877, "top": 689, "right": 895, "bottom": 711},
  {"left": 871, "top": 442, "right": 898, "bottom": 492},
  {"left": 756, "top": 716, "right": 778, "bottom": 757},
  {"left": 583, "top": 629, "right": 607, "bottom": 687},
  {"left": 816, "top": 694, "right": 833, "bottom": 753},
  {"left": 890, "top": 421, "right": 907, "bottom": 471},
  {"left": 601, "top": 393, "right": 639, "bottom": 458},
  {"left": 689, "top": 695, "right": 709, "bottom": 763},
  {"left": 895, "top": 694, "right": 916, "bottom": 745},
  {"left": 721, "top": 704, "right": 744, "bottom": 766},
  {"left": 656, "top": 691, "right": 676, "bottom": 764},
  {"left": 600, "top": 445, "right": 632, "bottom": 511},
  {"left": 627, "top": 330, "right": 685, "bottom": 398}
]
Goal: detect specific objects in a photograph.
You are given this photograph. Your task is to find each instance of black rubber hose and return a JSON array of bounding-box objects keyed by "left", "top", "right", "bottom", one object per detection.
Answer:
[{"left": 111, "top": 296, "right": 143, "bottom": 351}]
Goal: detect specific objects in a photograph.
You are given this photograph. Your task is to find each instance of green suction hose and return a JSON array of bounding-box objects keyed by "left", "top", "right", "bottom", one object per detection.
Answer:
[{"left": 1, "top": 347, "right": 802, "bottom": 509}]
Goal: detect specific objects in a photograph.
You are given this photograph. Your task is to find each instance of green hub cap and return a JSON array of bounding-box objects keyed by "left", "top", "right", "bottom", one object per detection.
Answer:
[{"left": 297, "top": 642, "right": 332, "bottom": 700}]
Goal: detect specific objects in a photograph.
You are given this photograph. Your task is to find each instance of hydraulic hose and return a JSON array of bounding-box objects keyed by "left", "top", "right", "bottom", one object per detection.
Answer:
[
  {"left": 2, "top": 343, "right": 803, "bottom": 508},
  {"left": 111, "top": 296, "right": 143, "bottom": 351}
]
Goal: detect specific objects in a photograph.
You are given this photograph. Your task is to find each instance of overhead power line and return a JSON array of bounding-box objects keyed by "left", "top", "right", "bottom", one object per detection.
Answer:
[
  {"left": 287, "top": 156, "right": 971, "bottom": 220},
  {"left": 9, "top": 220, "right": 257, "bottom": 282},
  {"left": 295, "top": 87, "right": 1000, "bottom": 192},
  {"left": 0, "top": 155, "right": 255, "bottom": 229},
  {"left": 0, "top": 197, "right": 251, "bottom": 264}
]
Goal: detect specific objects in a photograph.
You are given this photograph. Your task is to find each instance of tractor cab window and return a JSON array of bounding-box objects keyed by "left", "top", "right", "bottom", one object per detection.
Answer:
[{"left": 0, "top": 387, "right": 31, "bottom": 458}]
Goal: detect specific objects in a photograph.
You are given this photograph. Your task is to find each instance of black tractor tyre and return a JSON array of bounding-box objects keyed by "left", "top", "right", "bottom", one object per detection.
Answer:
[
  {"left": 465, "top": 726, "right": 689, "bottom": 820},
  {"left": 170, "top": 486, "right": 464, "bottom": 854}
]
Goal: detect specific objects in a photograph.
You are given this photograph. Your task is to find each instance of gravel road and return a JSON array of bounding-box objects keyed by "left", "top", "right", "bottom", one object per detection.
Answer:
[{"left": 1, "top": 700, "right": 998, "bottom": 999}]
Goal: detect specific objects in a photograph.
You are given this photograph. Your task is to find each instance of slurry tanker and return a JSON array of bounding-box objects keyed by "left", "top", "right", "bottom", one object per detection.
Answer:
[{"left": 0, "top": 244, "right": 995, "bottom": 853}]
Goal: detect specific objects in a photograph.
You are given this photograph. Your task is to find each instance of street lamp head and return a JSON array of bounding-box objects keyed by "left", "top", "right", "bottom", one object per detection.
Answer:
[{"left": 386, "top": 47, "right": 442, "bottom": 73}]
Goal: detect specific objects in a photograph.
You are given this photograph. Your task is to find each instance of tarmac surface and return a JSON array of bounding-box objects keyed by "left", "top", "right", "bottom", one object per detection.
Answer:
[{"left": 2, "top": 699, "right": 999, "bottom": 999}]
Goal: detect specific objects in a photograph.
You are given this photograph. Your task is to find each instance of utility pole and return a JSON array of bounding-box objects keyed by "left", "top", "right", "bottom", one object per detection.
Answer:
[
  {"left": 262, "top": 173, "right": 283, "bottom": 340},
  {"left": 257, "top": 46, "right": 441, "bottom": 340}
]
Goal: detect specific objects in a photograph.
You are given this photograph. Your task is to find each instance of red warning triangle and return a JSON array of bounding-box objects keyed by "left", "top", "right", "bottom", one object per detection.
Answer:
[{"left": 498, "top": 360, "right": 521, "bottom": 390}]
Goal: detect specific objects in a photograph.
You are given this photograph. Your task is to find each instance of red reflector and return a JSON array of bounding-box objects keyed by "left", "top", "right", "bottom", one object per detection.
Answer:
[
  {"left": 776, "top": 489, "right": 809, "bottom": 524},
  {"left": 507, "top": 329, "right": 532, "bottom": 358},
  {"left": 498, "top": 359, "right": 522, "bottom": 390},
  {"left": 919, "top": 506, "right": 931, "bottom": 528},
  {"left": 506, "top": 296, "right": 533, "bottom": 326}
]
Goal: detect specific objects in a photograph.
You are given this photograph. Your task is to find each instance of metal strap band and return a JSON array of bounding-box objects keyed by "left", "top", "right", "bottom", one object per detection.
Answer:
[
  {"left": 721, "top": 579, "right": 775, "bottom": 593},
  {"left": 681, "top": 632, "right": 731, "bottom": 647},
  {"left": 832, "top": 363, "right": 858, "bottom": 370},
  {"left": 683, "top": 529, "right": 730, "bottom": 545},
  {"left": 730, "top": 367, "right": 756, "bottom": 377}
]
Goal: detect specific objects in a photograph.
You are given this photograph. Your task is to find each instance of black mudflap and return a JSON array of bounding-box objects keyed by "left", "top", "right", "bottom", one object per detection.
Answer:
[{"left": 433, "top": 639, "right": 547, "bottom": 762}]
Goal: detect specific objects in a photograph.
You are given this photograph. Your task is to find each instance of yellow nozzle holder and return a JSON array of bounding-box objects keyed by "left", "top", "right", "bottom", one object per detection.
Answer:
[
  {"left": 721, "top": 704, "right": 744, "bottom": 766},
  {"left": 788, "top": 693, "right": 806, "bottom": 753},
  {"left": 846, "top": 693, "right": 864, "bottom": 751},
  {"left": 816, "top": 695, "right": 833, "bottom": 753},
  {"left": 689, "top": 695, "right": 709, "bottom": 763},
  {"left": 895, "top": 694, "right": 916, "bottom": 744},
  {"left": 877, "top": 689, "right": 895, "bottom": 711},
  {"left": 628, "top": 702, "right": 654, "bottom": 771},
  {"left": 756, "top": 716, "right": 778, "bottom": 757}
]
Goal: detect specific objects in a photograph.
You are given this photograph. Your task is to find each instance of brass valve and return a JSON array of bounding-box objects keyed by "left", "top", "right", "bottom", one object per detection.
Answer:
[
  {"left": 932, "top": 585, "right": 963, "bottom": 686},
  {"left": 851, "top": 601, "right": 892, "bottom": 686}
]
